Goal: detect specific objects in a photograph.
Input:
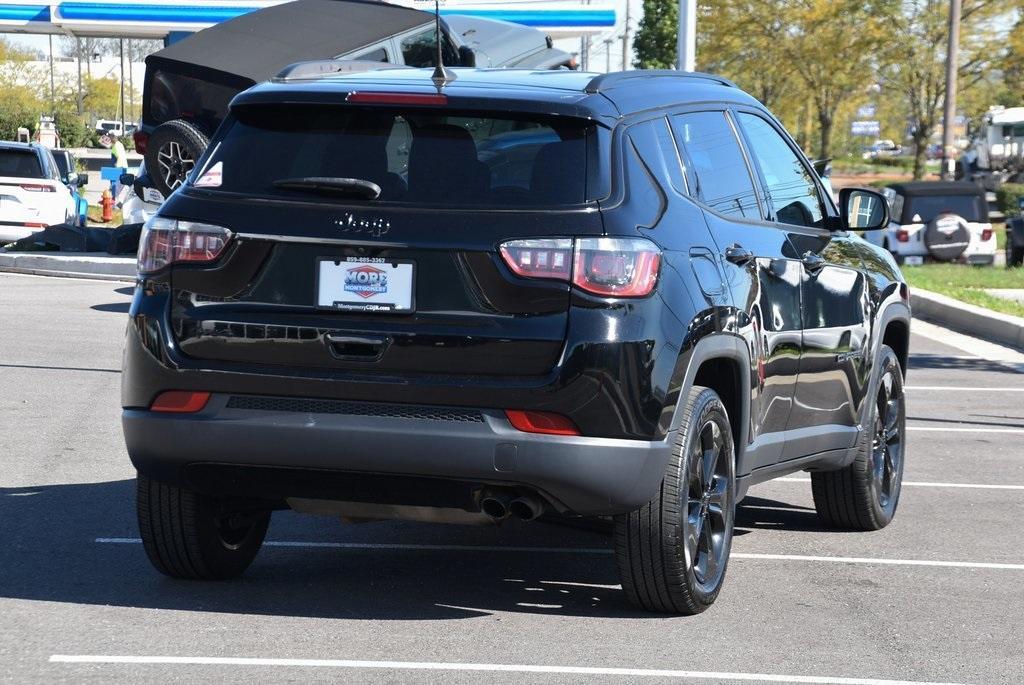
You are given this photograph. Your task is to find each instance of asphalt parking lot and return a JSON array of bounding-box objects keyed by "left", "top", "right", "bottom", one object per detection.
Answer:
[{"left": 1, "top": 272, "right": 1022, "bottom": 684}]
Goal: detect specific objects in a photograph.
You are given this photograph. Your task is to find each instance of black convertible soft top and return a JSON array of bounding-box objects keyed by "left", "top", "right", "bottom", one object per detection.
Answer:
[
  {"left": 146, "top": 0, "right": 431, "bottom": 86},
  {"left": 888, "top": 181, "right": 985, "bottom": 198}
]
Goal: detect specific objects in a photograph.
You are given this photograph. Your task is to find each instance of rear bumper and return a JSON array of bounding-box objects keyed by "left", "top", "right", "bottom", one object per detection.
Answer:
[{"left": 122, "top": 394, "right": 675, "bottom": 516}]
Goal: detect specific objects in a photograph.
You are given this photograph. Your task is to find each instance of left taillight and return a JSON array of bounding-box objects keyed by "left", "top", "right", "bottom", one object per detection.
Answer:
[
  {"left": 499, "top": 237, "right": 661, "bottom": 298},
  {"left": 981, "top": 228, "right": 993, "bottom": 242},
  {"left": 137, "top": 216, "right": 232, "bottom": 274}
]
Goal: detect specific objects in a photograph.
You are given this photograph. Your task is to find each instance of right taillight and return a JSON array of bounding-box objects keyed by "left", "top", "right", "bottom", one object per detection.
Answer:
[
  {"left": 137, "top": 216, "right": 233, "bottom": 274},
  {"left": 896, "top": 229, "right": 909, "bottom": 243},
  {"left": 499, "top": 237, "right": 661, "bottom": 298},
  {"left": 133, "top": 130, "right": 149, "bottom": 154}
]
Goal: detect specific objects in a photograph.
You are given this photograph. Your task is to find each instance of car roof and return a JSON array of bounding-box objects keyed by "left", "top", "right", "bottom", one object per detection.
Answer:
[
  {"left": 889, "top": 181, "right": 985, "bottom": 198},
  {"left": 234, "top": 67, "right": 759, "bottom": 124},
  {"left": 0, "top": 141, "right": 41, "bottom": 153}
]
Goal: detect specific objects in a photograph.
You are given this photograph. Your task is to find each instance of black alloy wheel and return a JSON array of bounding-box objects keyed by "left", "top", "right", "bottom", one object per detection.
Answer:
[
  {"left": 870, "top": 364, "right": 905, "bottom": 513},
  {"left": 686, "top": 418, "right": 732, "bottom": 592}
]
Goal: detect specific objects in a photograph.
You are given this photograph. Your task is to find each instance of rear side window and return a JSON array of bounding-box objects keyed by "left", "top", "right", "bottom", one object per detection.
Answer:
[
  {"left": 626, "top": 118, "right": 687, "bottom": 196},
  {"left": 670, "top": 111, "right": 759, "bottom": 219},
  {"left": 199, "top": 105, "right": 599, "bottom": 207},
  {"left": 148, "top": 69, "right": 240, "bottom": 132},
  {"left": 737, "top": 113, "right": 824, "bottom": 228},
  {"left": 0, "top": 149, "right": 43, "bottom": 178},
  {"left": 399, "top": 28, "right": 460, "bottom": 68}
]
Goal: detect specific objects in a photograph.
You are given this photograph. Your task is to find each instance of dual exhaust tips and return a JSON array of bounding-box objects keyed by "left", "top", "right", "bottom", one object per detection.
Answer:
[{"left": 480, "top": 491, "right": 545, "bottom": 522}]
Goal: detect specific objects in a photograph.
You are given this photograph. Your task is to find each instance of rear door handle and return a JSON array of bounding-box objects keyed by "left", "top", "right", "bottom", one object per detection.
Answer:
[
  {"left": 724, "top": 244, "right": 755, "bottom": 266},
  {"left": 801, "top": 251, "right": 827, "bottom": 272}
]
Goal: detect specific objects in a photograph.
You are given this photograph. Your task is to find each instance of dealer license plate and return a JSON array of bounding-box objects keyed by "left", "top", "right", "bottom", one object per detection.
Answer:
[{"left": 317, "top": 257, "right": 415, "bottom": 312}]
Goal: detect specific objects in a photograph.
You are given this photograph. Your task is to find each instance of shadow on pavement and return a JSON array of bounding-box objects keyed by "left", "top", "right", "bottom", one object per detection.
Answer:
[
  {"left": 0, "top": 481, "right": 831, "bottom": 620},
  {"left": 90, "top": 301, "right": 131, "bottom": 314},
  {"left": 735, "top": 495, "right": 838, "bottom": 534},
  {"left": 908, "top": 353, "right": 1022, "bottom": 374}
]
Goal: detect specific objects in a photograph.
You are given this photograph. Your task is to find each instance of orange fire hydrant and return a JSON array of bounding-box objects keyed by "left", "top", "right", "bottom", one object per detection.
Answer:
[{"left": 100, "top": 189, "right": 114, "bottom": 223}]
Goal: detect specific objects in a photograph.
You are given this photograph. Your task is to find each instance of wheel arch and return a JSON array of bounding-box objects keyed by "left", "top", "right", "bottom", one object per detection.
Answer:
[
  {"left": 878, "top": 304, "right": 911, "bottom": 378},
  {"left": 670, "top": 333, "right": 751, "bottom": 465}
]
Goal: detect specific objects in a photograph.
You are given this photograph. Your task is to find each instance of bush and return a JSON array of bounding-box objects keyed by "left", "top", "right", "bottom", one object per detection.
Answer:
[
  {"left": 997, "top": 184, "right": 1024, "bottom": 219},
  {"left": 867, "top": 156, "right": 915, "bottom": 170}
]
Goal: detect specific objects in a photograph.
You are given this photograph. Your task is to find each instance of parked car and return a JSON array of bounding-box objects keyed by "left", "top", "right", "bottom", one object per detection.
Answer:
[
  {"left": 867, "top": 181, "right": 995, "bottom": 265},
  {"left": 95, "top": 120, "right": 137, "bottom": 138},
  {"left": 0, "top": 142, "right": 81, "bottom": 243},
  {"left": 136, "top": 0, "right": 573, "bottom": 197},
  {"left": 50, "top": 148, "right": 89, "bottom": 227},
  {"left": 861, "top": 139, "right": 902, "bottom": 160},
  {"left": 122, "top": 67, "right": 910, "bottom": 615},
  {"left": 118, "top": 161, "right": 164, "bottom": 226}
]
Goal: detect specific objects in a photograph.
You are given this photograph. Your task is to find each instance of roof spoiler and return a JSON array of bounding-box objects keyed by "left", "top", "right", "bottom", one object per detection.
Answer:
[{"left": 274, "top": 60, "right": 404, "bottom": 82}]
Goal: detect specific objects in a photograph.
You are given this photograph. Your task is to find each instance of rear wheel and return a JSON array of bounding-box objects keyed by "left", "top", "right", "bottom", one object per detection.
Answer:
[
  {"left": 614, "top": 386, "right": 735, "bottom": 614},
  {"left": 136, "top": 474, "right": 271, "bottom": 579},
  {"left": 811, "top": 344, "right": 905, "bottom": 530},
  {"left": 1006, "top": 241, "right": 1024, "bottom": 268}
]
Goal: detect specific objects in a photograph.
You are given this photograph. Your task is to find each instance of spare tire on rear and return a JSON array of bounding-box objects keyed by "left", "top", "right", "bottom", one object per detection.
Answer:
[
  {"left": 145, "top": 119, "right": 210, "bottom": 197},
  {"left": 924, "top": 212, "right": 970, "bottom": 262}
]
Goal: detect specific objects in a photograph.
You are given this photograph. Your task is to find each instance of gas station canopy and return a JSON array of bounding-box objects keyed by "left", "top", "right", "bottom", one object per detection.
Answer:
[{"left": 0, "top": 0, "right": 616, "bottom": 39}]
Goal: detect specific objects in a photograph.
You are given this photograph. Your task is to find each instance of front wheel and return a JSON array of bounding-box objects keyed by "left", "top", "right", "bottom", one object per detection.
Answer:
[
  {"left": 136, "top": 474, "right": 271, "bottom": 580},
  {"left": 811, "top": 344, "right": 905, "bottom": 530},
  {"left": 614, "top": 386, "right": 736, "bottom": 614}
]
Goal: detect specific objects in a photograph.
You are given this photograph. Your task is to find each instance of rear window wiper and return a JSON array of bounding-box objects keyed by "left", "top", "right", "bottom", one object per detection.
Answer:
[{"left": 272, "top": 177, "right": 381, "bottom": 200}]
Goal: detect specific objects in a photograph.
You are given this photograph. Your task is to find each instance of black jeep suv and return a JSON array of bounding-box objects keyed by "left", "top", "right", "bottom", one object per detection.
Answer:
[{"left": 122, "top": 67, "right": 910, "bottom": 614}]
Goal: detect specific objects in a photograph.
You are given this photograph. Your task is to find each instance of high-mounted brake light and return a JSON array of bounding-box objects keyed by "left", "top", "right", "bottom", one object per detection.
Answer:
[
  {"left": 19, "top": 183, "right": 55, "bottom": 193},
  {"left": 505, "top": 410, "right": 580, "bottom": 436},
  {"left": 346, "top": 92, "right": 448, "bottom": 106},
  {"left": 137, "top": 216, "right": 233, "bottom": 274},
  {"left": 151, "top": 391, "right": 210, "bottom": 413},
  {"left": 499, "top": 237, "right": 661, "bottom": 298}
]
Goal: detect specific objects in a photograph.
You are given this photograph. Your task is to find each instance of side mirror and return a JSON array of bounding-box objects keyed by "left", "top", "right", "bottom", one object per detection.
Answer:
[
  {"left": 458, "top": 45, "right": 476, "bottom": 67},
  {"left": 76, "top": 173, "right": 89, "bottom": 188},
  {"left": 839, "top": 187, "right": 889, "bottom": 231},
  {"left": 119, "top": 172, "right": 136, "bottom": 186}
]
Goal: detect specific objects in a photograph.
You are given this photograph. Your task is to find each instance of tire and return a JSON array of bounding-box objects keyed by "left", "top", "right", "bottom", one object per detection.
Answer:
[
  {"left": 811, "top": 344, "right": 905, "bottom": 531},
  {"left": 144, "top": 119, "right": 210, "bottom": 197},
  {"left": 614, "top": 386, "right": 736, "bottom": 614},
  {"left": 1007, "top": 242, "right": 1024, "bottom": 268},
  {"left": 136, "top": 474, "right": 271, "bottom": 580}
]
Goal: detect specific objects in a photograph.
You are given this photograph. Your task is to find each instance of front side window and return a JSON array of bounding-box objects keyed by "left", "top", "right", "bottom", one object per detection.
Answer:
[
  {"left": 670, "top": 111, "right": 759, "bottom": 219},
  {"left": 737, "top": 113, "right": 824, "bottom": 228}
]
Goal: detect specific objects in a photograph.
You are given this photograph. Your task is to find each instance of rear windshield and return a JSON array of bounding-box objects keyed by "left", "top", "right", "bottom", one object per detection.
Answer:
[
  {"left": 0, "top": 149, "right": 43, "bottom": 178},
  {"left": 904, "top": 194, "right": 985, "bottom": 223},
  {"left": 194, "top": 105, "right": 600, "bottom": 207}
]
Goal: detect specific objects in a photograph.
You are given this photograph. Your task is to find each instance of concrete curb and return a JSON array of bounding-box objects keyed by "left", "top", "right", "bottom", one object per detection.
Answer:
[
  {"left": 910, "top": 287, "right": 1024, "bottom": 351},
  {"left": 0, "top": 251, "right": 136, "bottom": 282}
]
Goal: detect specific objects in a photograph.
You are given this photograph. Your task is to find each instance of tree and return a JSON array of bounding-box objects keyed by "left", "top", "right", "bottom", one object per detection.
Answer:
[
  {"left": 884, "top": 1, "right": 1019, "bottom": 179},
  {"left": 0, "top": 37, "right": 46, "bottom": 140},
  {"left": 634, "top": 0, "right": 678, "bottom": 69}
]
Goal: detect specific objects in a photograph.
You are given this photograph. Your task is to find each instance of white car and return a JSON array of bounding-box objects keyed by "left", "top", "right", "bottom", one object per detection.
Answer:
[
  {"left": 864, "top": 181, "right": 996, "bottom": 265},
  {"left": 0, "top": 142, "right": 79, "bottom": 243}
]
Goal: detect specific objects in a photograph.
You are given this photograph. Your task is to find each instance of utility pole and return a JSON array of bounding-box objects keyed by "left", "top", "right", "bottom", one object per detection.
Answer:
[
  {"left": 119, "top": 38, "right": 126, "bottom": 136},
  {"left": 604, "top": 38, "right": 613, "bottom": 72},
  {"left": 677, "top": 0, "right": 696, "bottom": 71},
  {"left": 47, "top": 34, "right": 55, "bottom": 114},
  {"left": 76, "top": 37, "right": 83, "bottom": 115},
  {"left": 940, "top": 0, "right": 962, "bottom": 180},
  {"left": 621, "top": 0, "right": 630, "bottom": 70}
]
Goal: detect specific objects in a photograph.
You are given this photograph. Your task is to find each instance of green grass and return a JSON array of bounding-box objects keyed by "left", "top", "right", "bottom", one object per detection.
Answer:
[{"left": 902, "top": 263, "right": 1024, "bottom": 317}]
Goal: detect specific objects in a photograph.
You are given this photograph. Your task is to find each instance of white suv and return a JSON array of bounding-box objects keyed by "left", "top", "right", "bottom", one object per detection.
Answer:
[
  {"left": 0, "top": 142, "right": 79, "bottom": 243},
  {"left": 865, "top": 181, "right": 995, "bottom": 265}
]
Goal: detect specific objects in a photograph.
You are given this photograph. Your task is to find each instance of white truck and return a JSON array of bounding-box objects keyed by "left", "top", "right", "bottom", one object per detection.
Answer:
[{"left": 960, "top": 106, "right": 1024, "bottom": 190}]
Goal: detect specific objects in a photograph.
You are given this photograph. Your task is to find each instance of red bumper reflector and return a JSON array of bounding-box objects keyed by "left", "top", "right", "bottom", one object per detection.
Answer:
[
  {"left": 151, "top": 391, "right": 211, "bottom": 413},
  {"left": 347, "top": 91, "right": 448, "bottom": 106},
  {"left": 505, "top": 410, "right": 580, "bottom": 436}
]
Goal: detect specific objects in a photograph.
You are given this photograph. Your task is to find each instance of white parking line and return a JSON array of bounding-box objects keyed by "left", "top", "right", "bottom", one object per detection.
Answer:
[
  {"left": 775, "top": 477, "right": 1024, "bottom": 491},
  {"left": 906, "top": 426, "right": 1024, "bottom": 433},
  {"left": 906, "top": 386, "right": 1024, "bottom": 392},
  {"left": 94, "top": 538, "right": 1024, "bottom": 570},
  {"left": 46, "top": 655, "right": 973, "bottom": 685}
]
